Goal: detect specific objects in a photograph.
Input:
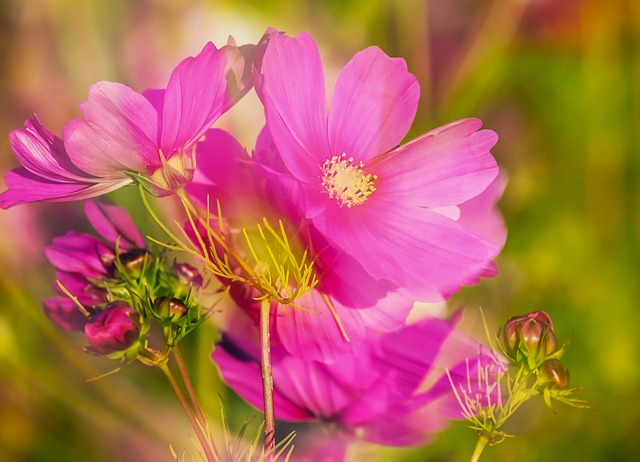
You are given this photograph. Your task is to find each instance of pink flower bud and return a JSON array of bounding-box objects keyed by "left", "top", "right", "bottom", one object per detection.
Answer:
[
  {"left": 503, "top": 310, "right": 558, "bottom": 359},
  {"left": 541, "top": 358, "right": 570, "bottom": 390},
  {"left": 84, "top": 302, "right": 140, "bottom": 355},
  {"left": 173, "top": 262, "right": 203, "bottom": 288}
]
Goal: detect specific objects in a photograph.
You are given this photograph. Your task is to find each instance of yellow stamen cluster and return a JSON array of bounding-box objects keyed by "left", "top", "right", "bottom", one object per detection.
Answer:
[{"left": 320, "top": 153, "right": 377, "bottom": 208}]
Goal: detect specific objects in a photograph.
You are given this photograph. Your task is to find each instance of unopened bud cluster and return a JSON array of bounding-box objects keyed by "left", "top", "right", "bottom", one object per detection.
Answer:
[{"left": 501, "top": 310, "right": 570, "bottom": 390}]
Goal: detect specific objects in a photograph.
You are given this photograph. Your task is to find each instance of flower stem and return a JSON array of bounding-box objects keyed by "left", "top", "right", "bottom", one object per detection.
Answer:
[
  {"left": 160, "top": 363, "right": 216, "bottom": 462},
  {"left": 260, "top": 299, "right": 276, "bottom": 460},
  {"left": 174, "top": 347, "right": 206, "bottom": 426},
  {"left": 470, "top": 434, "right": 490, "bottom": 462}
]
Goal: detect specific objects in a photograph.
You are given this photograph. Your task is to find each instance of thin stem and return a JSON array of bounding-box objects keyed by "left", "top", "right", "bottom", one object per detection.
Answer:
[
  {"left": 173, "top": 346, "right": 221, "bottom": 461},
  {"left": 260, "top": 299, "right": 276, "bottom": 460},
  {"left": 160, "top": 363, "right": 217, "bottom": 462},
  {"left": 470, "top": 434, "right": 490, "bottom": 462},
  {"left": 173, "top": 347, "right": 206, "bottom": 424}
]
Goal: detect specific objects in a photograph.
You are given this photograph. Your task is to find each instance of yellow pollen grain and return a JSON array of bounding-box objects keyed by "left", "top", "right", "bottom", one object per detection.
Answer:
[{"left": 320, "top": 153, "right": 377, "bottom": 208}]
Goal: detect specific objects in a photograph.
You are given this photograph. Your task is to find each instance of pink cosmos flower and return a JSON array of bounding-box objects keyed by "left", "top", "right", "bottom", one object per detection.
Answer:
[
  {"left": 214, "top": 311, "right": 503, "bottom": 450},
  {"left": 0, "top": 39, "right": 259, "bottom": 208},
  {"left": 42, "top": 200, "right": 145, "bottom": 330},
  {"left": 258, "top": 32, "right": 502, "bottom": 302},
  {"left": 187, "top": 129, "right": 413, "bottom": 362}
]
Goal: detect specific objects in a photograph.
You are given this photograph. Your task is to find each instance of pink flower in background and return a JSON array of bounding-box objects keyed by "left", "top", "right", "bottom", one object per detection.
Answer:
[
  {"left": 0, "top": 39, "right": 258, "bottom": 208},
  {"left": 214, "top": 311, "right": 503, "bottom": 450},
  {"left": 42, "top": 200, "right": 145, "bottom": 330},
  {"left": 258, "top": 32, "right": 502, "bottom": 302}
]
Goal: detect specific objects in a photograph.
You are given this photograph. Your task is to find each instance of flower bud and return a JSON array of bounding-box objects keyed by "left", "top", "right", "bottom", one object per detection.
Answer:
[
  {"left": 119, "top": 249, "right": 152, "bottom": 278},
  {"left": 84, "top": 302, "right": 140, "bottom": 355},
  {"left": 503, "top": 310, "right": 558, "bottom": 360},
  {"left": 173, "top": 262, "right": 203, "bottom": 288},
  {"left": 541, "top": 358, "right": 570, "bottom": 390},
  {"left": 154, "top": 297, "right": 188, "bottom": 322}
]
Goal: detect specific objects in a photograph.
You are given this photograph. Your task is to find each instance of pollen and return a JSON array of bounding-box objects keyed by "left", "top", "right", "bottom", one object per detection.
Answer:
[{"left": 321, "top": 153, "right": 377, "bottom": 208}]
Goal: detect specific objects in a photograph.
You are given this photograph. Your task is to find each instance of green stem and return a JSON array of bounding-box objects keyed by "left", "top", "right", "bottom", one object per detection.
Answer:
[
  {"left": 160, "top": 363, "right": 216, "bottom": 462},
  {"left": 260, "top": 300, "right": 276, "bottom": 460},
  {"left": 470, "top": 434, "right": 490, "bottom": 462}
]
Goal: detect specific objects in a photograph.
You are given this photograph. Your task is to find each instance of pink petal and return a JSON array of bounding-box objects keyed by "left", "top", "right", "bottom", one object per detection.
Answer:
[
  {"left": 275, "top": 290, "right": 366, "bottom": 363},
  {"left": 45, "top": 232, "right": 111, "bottom": 278},
  {"left": 213, "top": 335, "right": 315, "bottom": 421},
  {"left": 186, "top": 129, "right": 261, "bottom": 221},
  {"left": 0, "top": 169, "right": 131, "bottom": 208},
  {"left": 457, "top": 173, "right": 507, "bottom": 253},
  {"left": 315, "top": 201, "right": 497, "bottom": 302},
  {"left": 9, "top": 117, "right": 94, "bottom": 181},
  {"left": 65, "top": 82, "right": 159, "bottom": 176},
  {"left": 373, "top": 119, "right": 499, "bottom": 208},
  {"left": 260, "top": 32, "right": 330, "bottom": 182},
  {"left": 161, "top": 43, "right": 250, "bottom": 155},
  {"left": 42, "top": 296, "right": 90, "bottom": 331},
  {"left": 328, "top": 47, "right": 419, "bottom": 163},
  {"left": 375, "top": 318, "right": 453, "bottom": 398},
  {"left": 84, "top": 200, "right": 145, "bottom": 249}
]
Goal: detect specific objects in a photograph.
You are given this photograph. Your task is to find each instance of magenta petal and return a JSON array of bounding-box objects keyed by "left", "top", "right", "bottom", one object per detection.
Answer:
[
  {"left": 186, "top": 129, "right": 262, "bottom": 221},
  {"left": 356, "top": 291, "right": 414, "bottom": 332},
  {"left": 42, "top": 296, "right": 89, "bottom": 331},
  {"left": 316, "top": 201, "right": 497, "bottom": 301},
  {"left": 372, "top": 119, "right": 497, "bottom": 208},
  {"left": 9, "top": 117, "right": 93, "bottom": 181},
  {"left": 375, "top": 318, "right": 453, "bottom": 398},
  {"left": 275, "top": 290, "right": 365, "bottom": 362},
  {"left": 161, "top": 43, "right": 249, "bottom": 155},
  {"left": 65, "top": 82, "right": 158, "bottom": 176},
  {"left": 260, "top": 32, "right": 330, "bottom": 181},
  {"left": 213, "top": 336, "right": 314, "bottom": 421},
  {"left": 457, "top": 173, "right": 507, "bottom": 252},
  {"left": 328, "top": 47, "right": 419, "bottom": 163},
  {"left": 45, "top": 232, "right": 110, "bottom": 278},
  {"left": 0, "top": 169, "right": 131, "bottom": 208},
  {"left": 373, "top": 119, "right": 499, "bottom": 208},
  {"left": 84, "top": 200, "right": 145, "bottom": 249}
]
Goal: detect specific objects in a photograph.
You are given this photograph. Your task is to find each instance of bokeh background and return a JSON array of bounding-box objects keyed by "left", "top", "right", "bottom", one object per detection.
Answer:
[{"left": 1, "top": 0, "right": 638, "bottom": 460}]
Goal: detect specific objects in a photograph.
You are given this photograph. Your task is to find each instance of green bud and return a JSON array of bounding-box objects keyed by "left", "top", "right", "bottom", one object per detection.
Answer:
[
  {"left": 119, "top": 249, "right": 152, "bottom": 278},
  {"left": 154, "top": 297, "right": 188, "bottom": 322}
]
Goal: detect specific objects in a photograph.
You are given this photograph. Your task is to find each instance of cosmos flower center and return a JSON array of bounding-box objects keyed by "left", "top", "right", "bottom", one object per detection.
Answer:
[{"left": 321, "top": 153, "right": 377, "bottom": 208}]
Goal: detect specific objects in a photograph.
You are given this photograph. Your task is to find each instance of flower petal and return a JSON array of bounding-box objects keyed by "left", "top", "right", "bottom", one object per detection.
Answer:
[
  {"left": 45, "top": 232, "right": 111, "bottom": 278},
  {"left": 0, "top": 169, "right": 131, "bottom": 209},
  {"left": 328, "top": 47, "right": 419, "bottom": 163},
  {"left": 42, "top": 296, "right": 90, "bottom": 331},
  {"left": 260, "top": 32, "right": 330, "bottom": 182},
  {"left": 213, "top": 333, "right": 315, "bottom": 421},
  {"left": 161, "top": 43, "right": 251, "bottom": 155},
  {"left": 373, "top": 119, "right": 499, "bottom": 207},
  {"left": 84, "top": 200, "right": 145, "bottom": 249},
  {"left": 275, "top": 290, "right": 365, "bottom": 363},
  {"left": 64, "top": 82, "right": 159, "bottom": 176},
  {"left": 314, "top": 201, "right": 497, "bottom": 301},
  {"left": 9, "top": 117, "right": 94, "bottom": 181}
]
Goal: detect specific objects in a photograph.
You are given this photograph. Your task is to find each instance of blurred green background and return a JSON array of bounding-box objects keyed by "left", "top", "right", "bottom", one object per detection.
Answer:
[{"left": 0, "top": 0, "right": 638, "bottom": 460}]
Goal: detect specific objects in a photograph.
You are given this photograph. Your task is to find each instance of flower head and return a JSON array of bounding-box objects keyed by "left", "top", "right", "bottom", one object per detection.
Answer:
[
  {"left": 214, "top": 311, "right": 501, "bottom": 448},
  {"left": 257, "top": 32, "right": 503, "bottom": 302},
  {"left": 0, "top": 38, "right": 260, "bottom": 208}
]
